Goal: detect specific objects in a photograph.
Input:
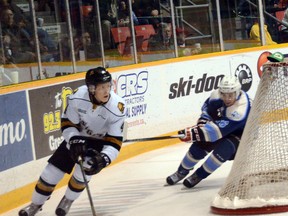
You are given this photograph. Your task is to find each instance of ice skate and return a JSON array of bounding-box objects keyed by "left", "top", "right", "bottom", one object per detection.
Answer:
[
  {"left": 55, "top": 196, "right": 74, "bottom": 216},
  {"left": 183, "top": 172, "right": 202, "bottom": 188},
  {"left": 166, "top": 171, "right": 187, "bottom": 185},
  {"left": 18, "top": 203, "right": 42, "bottom": 216}
]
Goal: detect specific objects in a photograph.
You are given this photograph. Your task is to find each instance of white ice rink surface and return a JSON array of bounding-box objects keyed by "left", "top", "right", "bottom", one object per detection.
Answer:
[{"left": 4, "top": 142, "right": 287, "bottom": 216}]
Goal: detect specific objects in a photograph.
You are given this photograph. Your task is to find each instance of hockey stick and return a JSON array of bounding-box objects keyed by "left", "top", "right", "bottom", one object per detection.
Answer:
[
  {"left": 78, "top": 156, "right": 97, "bottom": 216},
  {"left": 123, "top": 134, "right": 185, "bottom": 142},
  {"left": 122, "top": 121, "right": 185, "bottom": 142}
]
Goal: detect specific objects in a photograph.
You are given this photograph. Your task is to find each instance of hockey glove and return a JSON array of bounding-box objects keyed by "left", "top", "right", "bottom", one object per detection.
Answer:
[
  {"left": 84, "top": 149, "right": 111, "bottom": 175},
  {"left": 178, "top": 127, "right": 192, "bottom": 143},
  {"left": 178, "top": 126, "right": 203, "bottom": 143},
  {"left": 190, "top": 126, "right": 202, "bottom": 142},
  {"left": 69, "top": 136, "right": 87, "bottom": 162}
]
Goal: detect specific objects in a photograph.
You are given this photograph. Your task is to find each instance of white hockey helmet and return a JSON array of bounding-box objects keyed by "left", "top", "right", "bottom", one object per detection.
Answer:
[{"left": 219, "top": 76, "right": 241, "bottom": 98}]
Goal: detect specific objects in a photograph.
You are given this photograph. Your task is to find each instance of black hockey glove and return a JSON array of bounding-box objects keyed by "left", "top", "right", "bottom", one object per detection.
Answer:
[
  {"left": 84, "top": 149, "right": 111, "bottom": 175},
  {"left": 69, "top": 136, "right": 87, "bottom": 162},
  {"left": 191, "top": 126, "right": 202, "bottom": 142}
]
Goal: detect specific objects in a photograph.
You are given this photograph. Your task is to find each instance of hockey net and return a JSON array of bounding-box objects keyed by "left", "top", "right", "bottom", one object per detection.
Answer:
[{"left": 210, "top": 62, "right": 288, "bottom": 215}]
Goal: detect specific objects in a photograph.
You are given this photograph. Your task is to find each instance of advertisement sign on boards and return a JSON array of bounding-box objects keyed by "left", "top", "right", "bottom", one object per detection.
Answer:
[
  {"left": 0, "top": 92, "right": 33, "bottom": 171},
  {"left": 29, "top": 80, "right": 84, "bottom": 159}
]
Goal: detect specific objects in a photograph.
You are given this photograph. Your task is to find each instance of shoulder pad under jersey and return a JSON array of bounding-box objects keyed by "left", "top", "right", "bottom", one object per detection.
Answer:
[
  {"left": 226, "top": 91, "right": 250, "bottom": 121},
  {"left": 105, "top": 91, "right": 126, "bottom": 116},
  {"left": 209, "top": 89, "right": 221, "bottom": 101},
  {"left": 69, "top": 85, "right": 88, "bottom": 99}
]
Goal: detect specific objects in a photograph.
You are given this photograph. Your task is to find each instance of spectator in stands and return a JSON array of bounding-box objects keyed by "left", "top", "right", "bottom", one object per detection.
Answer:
[
  {"left": 117, "top": 0, "right": 139, "bottom": 26},
  {"left": 60, "top": 31, "right": 100, "bottom": 61},
  {"left": 249, "top": 18, "right": 277, "bottom": 45},
  {"left": 0, "top": 0, "right": 34, "bottom": 38},
  {"left": 0, "top": 0, "right": 28, "bottom": 26},
  {"left": 148, "top": 22, "right": 175, "bottom": 51},
  {"left": 0, "top": 8, "right": 36, "bottom": 63},
  {"left": 59, "top": 35, "right": 71, "bottom": 61},
  {"left": 35, "top": 0, "right": 55, "bottom": 12},
  {"left": 0, "top": 34, "right": 15, "bottom": 64},
  {"left": 0, "top": 0, "right": 38, "bottom": 35},
  {"left": 15, "top": 15, "right": 58, "bottom": 62},
  {"left": 176, "top": 27, "right": 187, "bottom": 48},
  {"left": 132, "top": 0, "right": 161, "bottom": 27},
  {"left": 58, "top": 0, "right": 94, "bottom": 30},
  {"left": 74, "top": 31, "right": 100, "bottom": 60},
  {"left": 278, "top": 0, "right": 288, "bottom": 8},
  {"left": 99, "top": 0, "right": 117, "bottom": 49},
  {"left": 0, "top": 1, "right": 58, "bottom": 62},
  {"left": 237, "top": 0, "right": 279, "bottom": 16},
  {"left": 117, "top": 0, "right": 130, "bottom": 27},
  {"left": 265, "top": 0, "right": 280, "bottom": 10},
  {"left": 35, "top": 18, "right": 59, "bottom": 61}
]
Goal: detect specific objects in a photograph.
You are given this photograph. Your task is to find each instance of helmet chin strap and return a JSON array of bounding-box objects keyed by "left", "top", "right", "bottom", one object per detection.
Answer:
[
  {"left": 88, "top": 92, "right": 102, "bottom": 105},
  {"left": 88, "top": 91, "right": 110, "bottom": 106}
]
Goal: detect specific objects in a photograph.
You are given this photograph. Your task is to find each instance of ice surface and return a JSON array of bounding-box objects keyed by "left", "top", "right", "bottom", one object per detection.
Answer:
[{"left": 4, "top": 143, "right": 287, "bottom": 216}]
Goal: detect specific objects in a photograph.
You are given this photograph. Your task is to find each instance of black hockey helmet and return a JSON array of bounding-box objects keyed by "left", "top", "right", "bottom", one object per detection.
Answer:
[{"left": 85, "top": 67, "right": 112, "bottom": 86}]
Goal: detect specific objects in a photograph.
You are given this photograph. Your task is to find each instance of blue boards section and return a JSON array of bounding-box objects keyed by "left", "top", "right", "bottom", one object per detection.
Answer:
[{"left": 0, "top": 91, "right": 33, "bottom": 171}]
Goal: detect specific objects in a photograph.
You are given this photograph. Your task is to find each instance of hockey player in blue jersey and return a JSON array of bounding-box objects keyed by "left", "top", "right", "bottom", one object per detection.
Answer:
[
  {"left": 19, "top": 67, "right": 126, "bottom": 216},
  {"left": 166, "top": 75, "right": 252, "bottom": 188}
]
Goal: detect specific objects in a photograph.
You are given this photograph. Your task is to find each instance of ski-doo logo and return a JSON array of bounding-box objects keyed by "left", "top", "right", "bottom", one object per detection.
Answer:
[
  {"left": 169, "top": 74, "right": 224, "bottom": 99},
  {"left": 235, "top": 64, "right": 253, "bottom": 92}
]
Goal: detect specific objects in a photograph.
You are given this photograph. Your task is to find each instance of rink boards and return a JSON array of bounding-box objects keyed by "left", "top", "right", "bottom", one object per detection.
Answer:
[{"left": 1, "top": 44, "right": 288, "bottom": 213}]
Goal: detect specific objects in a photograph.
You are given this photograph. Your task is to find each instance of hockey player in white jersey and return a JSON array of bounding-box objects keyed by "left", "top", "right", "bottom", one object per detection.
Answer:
[
  {"left": 19, "top": 67, "right": 126, "bottom": 216},
  {"left": 166, "top": 75, "right": 252, "bottom": 188}
]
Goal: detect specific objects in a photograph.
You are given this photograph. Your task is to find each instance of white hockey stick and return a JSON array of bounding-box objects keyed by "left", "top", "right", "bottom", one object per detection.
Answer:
[
  {"left": 123, "top": 134, "right": 185, "bottom": 143},
  {"left": 122, "top": 121, "right": 185, "bottom": 142},
  {"left": 78, "top": 156, "right": 97, "bottom": 216}
]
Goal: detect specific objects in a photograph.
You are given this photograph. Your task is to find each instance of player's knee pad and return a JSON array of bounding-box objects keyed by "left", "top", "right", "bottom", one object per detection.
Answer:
[
  {"left": 73, "top": 164, "right": 92, "bottom": 182},
  {"left": 35, "top": 163, "right": 65, "bottom": 196},
  {"left": 41, "top": 163, "right": 66, "bottom": 184},
  {"left": 189, "top": 143, "right": 208, "bottom": 160},
  {"left": 213, "top": 137, "right": 238, "bottom": 162}
]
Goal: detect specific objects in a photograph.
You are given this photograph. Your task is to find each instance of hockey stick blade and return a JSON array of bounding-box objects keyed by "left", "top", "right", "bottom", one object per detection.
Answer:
[{"left": 124, "top": 134, "right": 184, "bottom": 143}]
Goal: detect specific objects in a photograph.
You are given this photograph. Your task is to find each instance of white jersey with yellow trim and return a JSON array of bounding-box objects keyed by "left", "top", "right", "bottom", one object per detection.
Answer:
[{"left": 62, "top": 85, "right": 126, "bottom": 161}]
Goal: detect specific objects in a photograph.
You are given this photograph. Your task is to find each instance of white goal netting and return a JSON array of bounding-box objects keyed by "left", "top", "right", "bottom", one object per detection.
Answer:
[{"left": 211, "top": 62, "right": 288, "bottom": 215}]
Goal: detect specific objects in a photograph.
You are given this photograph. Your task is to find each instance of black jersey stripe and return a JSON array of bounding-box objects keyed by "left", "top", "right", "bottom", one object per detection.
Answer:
[{"left": 61, "top": 118, "right": 81, "bottom": 132}]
